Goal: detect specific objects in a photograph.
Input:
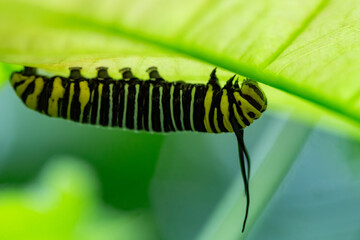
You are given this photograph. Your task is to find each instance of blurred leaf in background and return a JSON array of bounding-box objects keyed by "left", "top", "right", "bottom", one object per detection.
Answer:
[
  {"left": 0, "top": 0, "right": 360, "bottom": 239},
  {"left": 1, "top": 84, "right": 359, "bottom": 240},
  {"left": 0, "top": 157, "right": 160, "bottom": 240}
]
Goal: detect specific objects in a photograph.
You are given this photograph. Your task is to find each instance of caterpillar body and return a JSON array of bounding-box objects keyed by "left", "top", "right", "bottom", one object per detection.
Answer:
[{"left": 10, "top": 66, "right": 267, "bottom": 232}]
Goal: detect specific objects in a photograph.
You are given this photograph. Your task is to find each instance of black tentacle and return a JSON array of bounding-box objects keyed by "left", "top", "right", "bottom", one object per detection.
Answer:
[
  {"left": 230, "top": 117, "right": 250, "bottom": 233},
  {"left": 241, "top": 130, "right": 251, "bottom": 183},
  {"left": 208, "top": 68, "right": 221, "bottom": 89}
]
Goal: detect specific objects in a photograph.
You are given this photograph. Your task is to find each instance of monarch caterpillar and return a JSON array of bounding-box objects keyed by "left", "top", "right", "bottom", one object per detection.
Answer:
[{"left": 10, "top": 66, "right": 267, "bottom": 232}]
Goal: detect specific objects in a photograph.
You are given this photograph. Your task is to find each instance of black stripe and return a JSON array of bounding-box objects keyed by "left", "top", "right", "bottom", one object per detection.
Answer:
[
  {"left": 151, "top": 82, "right": 161, "bottom": 132},
  {"left": 14, "top": 80, "right": 26, "bottom": 90},
  {"left": 137, "top": 81, "right": 146, "bottom": 130},
  {"left": 35, "top": 77, "right": 46, "bottom": 112},
  {"left": 161, "top": 83, "right": 174, "bottom": 132},
  {"left": 142, "top": 82, "right": 150, "bottom": 131},
  {"left": 235, "top": 102, "right": 250, "bottom": 126},
  {"left": 70, "top": 81, "right": 81, "bottom": 122},
  {"left": 37, "top": 77, "right": 53, "bottom": 114},
  {"left": 57, "top": 78, "right": 65, "bottom": 117},
  {"left": 100, "top": 81, "right": 110, "bottom": 126},
  {"left": 90, "top": 81, "right": 100, "bottom": 124},
  {"left": 193, "top": 85, "right": 206, "bottom": 132},
  {"left": 247, "top": 83, "right": 265, "bottom": 101},
  {"left": 21, "top": 80, "right": 35, "bottom": 103},
  {"left": 216, "top": 90, "right": 229, "bottom": 132},
  {"left": 182, "top": 84, "right": 193, "bottom": 131},
  {"left": 208, "top": 89, "right": 220, "bottom": 133},
  {"left": 82, "top": 79, "right": 95, "bottom": 123},
  {"left": 208, "top": 103, "right": 217, "bottom": 132},
  {"left": 172, "top": 82, "right": 183, "bottom": 130},
  {"left": 229, "top": 91, "right": 250, "bottom": 127},
  {"left": 125, "top": 81, "right": 137, "bottom": 130},
  {"left": 117, "top": 81, "right": 125, "bottom": 128},
  {"left": 241, "top": 94, "right": 262, "bottom": 112},
  {"left": 111, "top": 81, "right": 120, "bottom": 126},
  {"left": 60, "top": 79, "right": 71, "bottom": 119}
]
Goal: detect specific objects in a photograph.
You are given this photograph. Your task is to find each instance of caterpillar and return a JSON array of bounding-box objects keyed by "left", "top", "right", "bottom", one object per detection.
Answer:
[{"left": 10, "top": 66, "right": 267, "bottom": 232}]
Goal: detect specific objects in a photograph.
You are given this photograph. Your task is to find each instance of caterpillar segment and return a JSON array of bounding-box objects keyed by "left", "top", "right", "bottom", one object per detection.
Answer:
[{"left": 10, "top": 66, "right": 267, "bottom": 232}]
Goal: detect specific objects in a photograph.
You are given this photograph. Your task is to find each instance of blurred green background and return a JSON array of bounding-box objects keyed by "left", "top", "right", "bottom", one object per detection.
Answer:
[
  {"left": 1, "top": 82, "right": 359, "bottom": 240},
  {"left": 1, "top": 0, "right": 360, "bottom": 239}
]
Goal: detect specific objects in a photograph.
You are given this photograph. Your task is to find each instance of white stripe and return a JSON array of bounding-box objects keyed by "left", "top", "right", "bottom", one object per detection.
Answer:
[
  {"left": 96, "top": 86, "right": 101, "bottom": 125},
  {"left": 122, "top": 84, "right": 129, "bottom": 128},
  {"left": 179, "top": 89, "right": 185, "bottom": 130},
  {"left": 79, "top": 112, "right": 84, "bottom": 123},
  {"left": 189, "top": 86, "right": 196, "bottom": 131},
  {"left": 78, "top": 84, "right": 84, "bottom": 123},
  {"left": 115, "top": 84, "right": 121, "bottom": 126},
  {"left": 148, "top": 84, "right": 153, "bottom": 132},
  {"left": 79, "top": 100, "right": 84, "bottom": 123},
  {"left": 108, "top": 84, "right": 113, "bottom": 126},
  {"left": 133, "top": 84, "right": 140, "bottom": 130},
  {"left": 169, "top": 84, "right": 177, "bottom": 131},
  {"left": 159, "top": 86, "right": 164, "bottom": 132}
]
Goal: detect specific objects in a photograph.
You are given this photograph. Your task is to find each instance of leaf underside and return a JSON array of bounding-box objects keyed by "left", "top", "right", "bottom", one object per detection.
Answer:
[{"left": 1, "top": 0, "right": 360, "bottom": 135}]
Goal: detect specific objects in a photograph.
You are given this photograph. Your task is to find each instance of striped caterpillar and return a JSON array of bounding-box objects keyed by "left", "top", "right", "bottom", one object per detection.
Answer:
[{"left": 10, "top": 66, "right": 267, "bottom": 232}]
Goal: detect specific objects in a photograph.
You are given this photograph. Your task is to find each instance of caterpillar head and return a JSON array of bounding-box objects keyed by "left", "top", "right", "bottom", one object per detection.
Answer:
[
  {"left": 225, "top": 76, "right": 267, "bottom": 128},
  {"left": 227, "top": 77, "right": 268, "bottom": 233},
  {"left": 239, "top": 78, "right": 267, "bottom": 114}
]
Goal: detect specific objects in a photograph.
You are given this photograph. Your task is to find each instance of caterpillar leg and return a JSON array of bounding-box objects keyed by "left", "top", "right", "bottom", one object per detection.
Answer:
[
  {"left": 69, "top": 67, "right": 82, "bottom": 80},
  {"left": 234, "top": 77, "right": 240, "bottom": 89},
  {"left": 96, "top": 66, "right": 109, "bottom": 79},
  {"left": 120, "top": 67, "right": 135, "bottom": 80},
  {"left": 208, "top": 68, "right": 220, "bottom": 88},
  {"left": 146, "top": 66, "right": 163, "bottom": 81}
]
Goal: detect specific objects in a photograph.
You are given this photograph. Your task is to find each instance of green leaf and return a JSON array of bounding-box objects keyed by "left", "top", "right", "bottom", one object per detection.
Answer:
[
  {"left": 0, "top": 0, "right": 359, "bottom": 136},
  {"left": 0, "top": 157, "right": 160, "bottom": 240}
]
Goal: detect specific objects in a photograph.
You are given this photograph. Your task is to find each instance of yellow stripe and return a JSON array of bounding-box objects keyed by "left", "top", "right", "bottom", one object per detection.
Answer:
[
  {"left": 241, "top": 85, "right": 265, "bottom": 106},
  {"left": 96, "top": 84, "right": 103, "bottom": 124},
  {"left": 213, "top": 108, "right": 221, "bottom": 133},
  {"left": 234, "top": 92, "right": 261, "bottom": 121},
  {"left": 10, "top": 73, "right": 26, "bottom": 87},
  {"left": 14, "top": 76, "right": 35, "bottom": 97},
  {"left": 79, "top": 81, "right": 90, "bottom": 121},
  {"left": 98, "top": 84, "right": 103, "bottom": 97},
  {"left": 86, "top": 85, "right": 96, "bottom": 123},
  {"left": 203, "top": 85, "right": 214, "bottom": 133},
  {"left": 66, "top": 82, "right": 75, "bottom": 119},
  {"left": 25, "top": 77, "right": 45, "bottom": 110},
  {"left": 48, "top": 77, "right": 65, "bottom": 117},
  {"left": 220, "top": 89, "right": 233, "bottom": 132},
  {"left": 242, "top": 101, "right": 258, "bottom": 123},
  {"left": 232, "top": 104, "right": 247, "bottom": 128}
]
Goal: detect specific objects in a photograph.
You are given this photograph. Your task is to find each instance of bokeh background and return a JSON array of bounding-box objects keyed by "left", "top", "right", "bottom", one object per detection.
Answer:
[{"left": 1, "top": 81, "right": 360, "bottom": 240}]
